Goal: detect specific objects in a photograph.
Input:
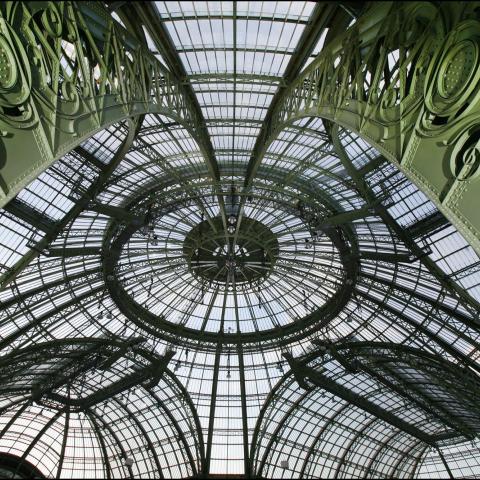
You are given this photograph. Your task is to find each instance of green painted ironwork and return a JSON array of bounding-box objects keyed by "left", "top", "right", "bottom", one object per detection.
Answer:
[
  {"left": 245, "top": 1, "right": 480, "bottom": 255},
  {"left": 0, "top": 1, "right": 218, "bottom": 207},
  {"left": 2, "top": 1, "right": 479, "bottom": 251}
]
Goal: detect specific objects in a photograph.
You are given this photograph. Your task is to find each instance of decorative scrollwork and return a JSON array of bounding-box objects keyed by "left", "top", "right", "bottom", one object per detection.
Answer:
[
  {"left": 40, "top": 2, "right": 62, "bottom": 38},
  {"left": 0, "top": 0, "right": 215, "bottom": 207},
  {"left": 0, "top": 18, "right": 31, "bottom": 109},
  {"left": 269, "top": 2, "right": 443, "bottom": 143},
  {"left": 450, "top": 130, "right": 480, "bottom": 182},
  {"left": 0, "top": 1, "right": 204, "bottom": 137},
  {"left": 424, "top": 20, "right": 480, "bottom": 120}
]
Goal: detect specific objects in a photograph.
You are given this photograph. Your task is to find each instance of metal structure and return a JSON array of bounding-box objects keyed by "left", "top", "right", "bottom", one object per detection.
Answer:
[{"left": 0, "top": 1, "right": 479, "bottom": 478}]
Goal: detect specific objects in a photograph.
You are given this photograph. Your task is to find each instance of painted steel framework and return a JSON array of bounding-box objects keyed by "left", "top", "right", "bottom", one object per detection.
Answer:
[{"left": 0, "top": 1, "right": 480, "bottom": 478}]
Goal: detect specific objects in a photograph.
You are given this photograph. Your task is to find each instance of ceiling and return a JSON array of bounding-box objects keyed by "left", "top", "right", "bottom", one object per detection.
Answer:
[{"left": 0, "top": 1, "right": 479, "bottom": 478}]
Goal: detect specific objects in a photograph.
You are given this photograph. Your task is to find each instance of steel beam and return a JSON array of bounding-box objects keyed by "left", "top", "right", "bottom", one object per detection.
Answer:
[
  {"left": 112, "top": 398, "right": 164, "bottom": 479},
  {"left": 74, "top": 146, "right": 108, "bottom": 172},
  {"left": 361, "top": 271, "right": 480, "bottom": 332},
  {"left": 358, "top": 361, "right": 473, "bottom": 440},
  {"left": 256, "top": 386, "right": 313, "bottom": 477},
  {"left": 237, "top": 344, "right": 251, "bottom": 477},
  {"left": 14, "top": 409, "right": 65, "bottom": 477},
  {"left": 89, "top": 202, "right": 144, "bottom": 224},
  {"left": 89, "top": 410, "right": 135, "bottom": 478},
  {"left": 56, "top": 396, "right": 70, "bottom": 478},
  {"left": 0, "top": 284, "right": 104, "bottom": 350},
  {"left": 148, "top": 388, "right": 200, "bottom": 476},
  {"left": 131, "top": 3, "right": 219, "bottom": 181},
  {"left": 0, "top": 266, "right": 102, "bottom": 311},
  {"left": 0, "top": 402, "right": 30, "bottom": 439},
  {"left": 356, "top": 288, "right": 480, "bottom": 376},
  {"left": 331, "top": 125, "right": 480, "bottom": 322},
  {"left": 336, "top": 422, "right": 398, "bottom": 478},
  {"left": 3, "top": 198, "right": 57, "bottom": 233},
  {"left": 355, "top": 251, "right": 414, "bottom": 263},
  {"left": 205, "top": 341, "right": 222, "bottom": 475},
  {"left": 46, "top": 247, "right": 102, "bottom": 257},
  {"left": 41, "top": 351, "right": 174, "bottom": 409},
  {"left": 320, "top": 204, "right": 374, "bottom": 227},
  {"left": 244, "top": 2, "right": 338, "bottom": 186},
  {"left": 387, "top": 439, "right": 424, "bottom": 479},
  {"left": 299, "top": 403, "right": 351, "bottom": 478},
  {"left": 0, "top": 119, "right": 137, "bottom": 290},
  {"left": 0, "top": 1, "right": 214, "bottom": 207},
  {"left": 437, "top": 447, "right": 455, "bottom": 480},
  {"left": 404, "top": 211, "right": 449, "bottom": 239},
  {"left": 284, "top": 353, "right": 456, "bottom": 445},
  {"left": 164, "top": 369, "right": 206, "bottom": 471},
  {"left": 88, "top": 413, "right": 113, "bottom": 480}
]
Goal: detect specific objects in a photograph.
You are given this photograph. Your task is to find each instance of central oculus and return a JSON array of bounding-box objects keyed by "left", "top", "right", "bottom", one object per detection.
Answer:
[{"left": 183, "top": 216, "right": 279, "bottom": 285}]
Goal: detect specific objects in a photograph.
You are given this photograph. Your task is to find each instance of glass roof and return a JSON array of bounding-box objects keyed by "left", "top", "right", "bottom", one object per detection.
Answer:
[{"left": 0, "top": 1, "right": 480, "bottom": 479}]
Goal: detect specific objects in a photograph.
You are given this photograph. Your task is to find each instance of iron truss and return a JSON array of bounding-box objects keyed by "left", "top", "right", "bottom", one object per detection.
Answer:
[{"left": 0, "top": 1, "right": 480, "bottom": 479}]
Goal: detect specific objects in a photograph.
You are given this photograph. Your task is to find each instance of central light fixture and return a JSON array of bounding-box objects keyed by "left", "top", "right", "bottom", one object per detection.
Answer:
[{"left": 227, "top": 215, "right": 237, "bottom": 233}]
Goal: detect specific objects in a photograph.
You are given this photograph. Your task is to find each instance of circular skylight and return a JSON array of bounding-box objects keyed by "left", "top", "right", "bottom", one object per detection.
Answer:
[{"left": 104, "top": 187, "right": 354, "bottom": 348}]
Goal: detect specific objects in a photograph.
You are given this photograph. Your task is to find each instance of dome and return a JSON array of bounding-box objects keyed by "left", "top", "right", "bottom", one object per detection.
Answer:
[{"left": 0, "top": 1, "right": 480, "bottom": 478}]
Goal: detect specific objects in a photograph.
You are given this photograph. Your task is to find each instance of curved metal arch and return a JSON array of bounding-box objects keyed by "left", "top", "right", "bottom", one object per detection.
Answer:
[
  {"left": 0, "top": 115, "right": 137, "bottom": 293},
  {"left": 358, "top": 429, "right": 412, "bottom": 479},
  {"left": 88, "top": 409, "right": 135, "bottom": 478},
  {"left": 88, "top": 411, "right": 113, "bottom": 479},
  {"left": 55, "top": 399, "right": 70, "bottom": 478},
  {"left": 303, "top": 340, "right": 479, "bottom": 383},
  {"left": 0, "top": 452, "right": 47, "bottom": 479},
  {"left": 329, "top": 123, "right": 480, "bottom": 333},
  {"left": 243, "top": 1, "right": 480, "bottom": 255},
  {"left": 0, "top": 337, "right": 204, "bottom": 470},
  {"left": 252, "top": 377, "right": 416, "bottom": 480},
  {"left": 109, "top": 146, "right": 357, "bottom": 195},
  {"left": 12, "top": 408, "right": 66, "bottom": 478},
  {"left": 249, "top": 373, "right": 297, "bottom": 473},
  {"left": 0, "top": 1, "right": 220, "bottom": 207},
  {"left": 96, "top": 157, "right": 361, "bottom": 351},
  {"left": 298, "top": 403, "right": 351, "bottom": 478},
  {"left": 332, "top": 415, "right": 388, "bottom": 479},
  {"left": 0, "top": 266, "right": 102, "bottom": 312},
  {"left": 360, "top": 271, "right": 480, "bottom": 335},
  {"left": 300, "top": 407, "right": 415, "bottom": 479},
  {"left": 244, "top": 2, "right": 442, "bottom": 183},
  {"left": 0, "top": 285, "right": 105, "bottom": 351},
  {"left": 387, "top": 439, "right": 425, "bottom": 479},
  {"left": 255, "top": 387, "right": 313, "bottom": 477},
  {"left": 409, "top": 443, "right": 434, "bottom": 479},
  {"left": 105, "top": 172, "right": 360, "bottom": 235},
  {"left": 307, "top": 341, "right": 480, "bottom": 439},
  {"left": 356, "top": 285, "right": 480, "bottom": 376},
  {"left": 103, "top": 149, "right": 363, "bottom": 232},
  {"left": 104, "top": 164, "right": 361, "bottom": 229},
  {"left": 0, "top": 336, "right": 146, "bottom": 375},
  {"left": 102, "top": 207, "right": 357, "bottom": 349},
  {"left": 252, "top": 340, "right": 480, "bottom": 478},
  {"left": 111, "top": 397, "right": 165, "bottom": 479},
  {"left": 0, "top": 402, "right": 31, "bottom": 439},
  {"left": 148, "top": 380, "right": 205, "bottom": 476}
]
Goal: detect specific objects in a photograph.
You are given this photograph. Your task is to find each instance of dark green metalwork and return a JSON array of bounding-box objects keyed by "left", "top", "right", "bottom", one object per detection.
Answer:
[
  {"left": 243, "top": 2, "right": 480, "bottom": 255},
  {"left": 284, "top": 352, "right": 454, "bottom": 445},
  {"left": 0, "top": 1, "right": 479, "bottom": 478},
  {"left": 0, "top": 1, "right": 220, "bottom": 206}
]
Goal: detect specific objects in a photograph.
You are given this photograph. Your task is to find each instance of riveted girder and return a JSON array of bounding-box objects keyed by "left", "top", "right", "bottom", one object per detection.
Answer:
[
  {"left": 244, "top": 2, "right": 480, "bottom": 256},
  {"left": 0, "top": 1, "right": 219, "bottom": 207}
]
